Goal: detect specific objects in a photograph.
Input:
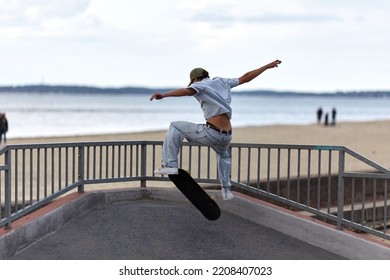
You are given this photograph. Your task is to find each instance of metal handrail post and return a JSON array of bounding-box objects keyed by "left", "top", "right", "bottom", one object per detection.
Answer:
[
  {"left": 140, "top": 142, "right": 147, "bottom": 188},
  {"left": 78, "top": 145, "right": 85, "bottom": 193},
  {"left": 337, "top": 149, "right": 345, "bottom": 230},
  {"left": 4, "top": 149, "right": 12, "bottom": 229}
]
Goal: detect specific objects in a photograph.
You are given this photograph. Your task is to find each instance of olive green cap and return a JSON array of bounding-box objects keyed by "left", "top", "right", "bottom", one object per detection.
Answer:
[{"left": 188, "top": 67, "right": 208, "bottom": 86}]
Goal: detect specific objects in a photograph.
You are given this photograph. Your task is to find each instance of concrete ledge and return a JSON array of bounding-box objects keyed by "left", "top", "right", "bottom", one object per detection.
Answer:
[
  {"left": 1, "top": 187, "right": 390, "bottom": 259},
  {"left": 221, "top": 192, "right": 390, "bottom": 260}
]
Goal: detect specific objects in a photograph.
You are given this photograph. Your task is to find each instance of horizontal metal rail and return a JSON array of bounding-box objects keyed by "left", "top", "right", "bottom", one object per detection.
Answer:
[{"left": 1, "top": 141, "right": 389, "bottom": 240}]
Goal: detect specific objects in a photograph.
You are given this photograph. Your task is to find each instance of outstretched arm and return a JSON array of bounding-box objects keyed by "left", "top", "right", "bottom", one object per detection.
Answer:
[
  {"left": 150, "top": 88, "right": 196, "bottom": 101},
  {"left": 239, "top": 60, "right": 281, "bottom": 85}
]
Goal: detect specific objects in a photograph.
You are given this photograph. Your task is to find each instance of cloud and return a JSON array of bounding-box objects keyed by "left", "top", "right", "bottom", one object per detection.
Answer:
[
  {"left": 244, "top": 13, "right": 341, "bottom": 24},
  {"left": 0, "top": 0, "right": 98, "bottom": 39},
  {"left": 0, "top": 0, "right": 90, "bottom": 22},
  {"left": 192, "top": 11, "right": 341, "bottom": 27},
  {"left": 0, "top": 0, "right": 389, "bottom": 91}
]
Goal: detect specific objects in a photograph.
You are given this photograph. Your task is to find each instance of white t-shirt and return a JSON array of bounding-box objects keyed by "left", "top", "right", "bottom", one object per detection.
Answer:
[{"left": 188, "top": 77, "right": 239, "bottom": 120}]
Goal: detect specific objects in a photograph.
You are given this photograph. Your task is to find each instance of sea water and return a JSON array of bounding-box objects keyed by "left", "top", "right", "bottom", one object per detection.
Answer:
[{"left": 1, "top": 92, "right": 389, "bottom": 138}]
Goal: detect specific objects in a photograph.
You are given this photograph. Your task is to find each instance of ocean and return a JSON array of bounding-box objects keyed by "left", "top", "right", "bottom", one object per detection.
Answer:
[{"left": 1, "top": 92, "right": 390, "bottom": 138}]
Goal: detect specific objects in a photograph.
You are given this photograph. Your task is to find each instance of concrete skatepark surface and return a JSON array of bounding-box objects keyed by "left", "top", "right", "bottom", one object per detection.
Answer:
[
  {"left": 2, "top": 187, "right": 390, "bottom": 260},
  {"left": 10, "top": 200, "right": 344, "bottom": 260}
]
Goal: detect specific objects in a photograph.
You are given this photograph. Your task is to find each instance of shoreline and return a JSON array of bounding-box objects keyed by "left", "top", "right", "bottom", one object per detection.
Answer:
[{"left": 4, "top": 120, "right": 390, "bottom": 168}]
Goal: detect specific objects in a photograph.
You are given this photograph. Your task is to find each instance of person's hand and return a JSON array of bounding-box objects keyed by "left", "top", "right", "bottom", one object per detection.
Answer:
[
  {"left": 150, "top": 92, "right": 165, "bottom": 101},
  {"left": 268, "top": 60, "right": 282, "bottom": 69}
]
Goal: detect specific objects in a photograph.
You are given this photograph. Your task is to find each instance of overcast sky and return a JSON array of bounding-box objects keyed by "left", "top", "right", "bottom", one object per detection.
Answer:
[{"left": 1, "top": 0, "right": 389, "bottom": 92}]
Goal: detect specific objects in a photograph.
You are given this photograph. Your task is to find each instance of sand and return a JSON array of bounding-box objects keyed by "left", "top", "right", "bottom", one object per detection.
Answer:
[
  {"left": 1, "top": 120, "right": 389, "bottom": 198},
  {"left": 6, "top": 120, "right": 390, "bottom": 169}
]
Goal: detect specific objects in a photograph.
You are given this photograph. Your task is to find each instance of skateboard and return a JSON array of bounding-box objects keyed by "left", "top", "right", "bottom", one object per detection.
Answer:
[{"left": 169, "top": 168, "right": 221, "bottom": 221}]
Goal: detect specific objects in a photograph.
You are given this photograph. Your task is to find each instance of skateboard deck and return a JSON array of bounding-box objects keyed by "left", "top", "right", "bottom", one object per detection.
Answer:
[{"left": 169, "top": 168, "right": 221, "bottom": 221}]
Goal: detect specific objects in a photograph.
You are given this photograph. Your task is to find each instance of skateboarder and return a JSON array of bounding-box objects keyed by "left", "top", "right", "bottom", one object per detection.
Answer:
[{"left": 150, "top": 59, "right": 282, "bottom": 200}]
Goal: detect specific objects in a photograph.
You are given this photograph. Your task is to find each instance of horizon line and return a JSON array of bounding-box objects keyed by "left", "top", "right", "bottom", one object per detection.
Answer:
[{"left": 1, "top": 84, "right": 390, "bottom": 95}]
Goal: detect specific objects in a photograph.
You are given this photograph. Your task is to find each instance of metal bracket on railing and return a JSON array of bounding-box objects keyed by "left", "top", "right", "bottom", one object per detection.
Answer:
[
  {"left": 140, "top": 143, "right": 147, "bottom": 188},
  {"left": 4, "top": 149, "right": 12, "bottom": 229},
  {"left": 337, "top": 149, "right": 345, "bottom": 230},
  {"left": 78, "top": 145, "right": 85, "bottom": 193}
]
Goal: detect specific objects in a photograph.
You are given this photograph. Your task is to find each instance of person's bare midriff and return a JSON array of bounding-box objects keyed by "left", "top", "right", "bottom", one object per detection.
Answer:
[{"left": 207, "top": 113, "right": 232, "bottom": 131}]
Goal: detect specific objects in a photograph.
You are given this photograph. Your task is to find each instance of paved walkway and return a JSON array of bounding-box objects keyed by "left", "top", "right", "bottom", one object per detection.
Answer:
[{"left": 10, "top": 199, "right": 345, "bottom": 260}]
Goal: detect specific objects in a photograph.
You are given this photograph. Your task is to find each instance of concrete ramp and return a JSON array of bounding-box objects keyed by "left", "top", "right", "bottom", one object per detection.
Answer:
[{"left": 1, "top": 187, "right": 389, "bottom": 259}]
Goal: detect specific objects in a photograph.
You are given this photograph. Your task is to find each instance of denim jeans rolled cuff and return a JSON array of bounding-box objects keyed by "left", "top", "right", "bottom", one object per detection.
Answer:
[{"left": 162, "top": 121, "right": 232, "bottom": 187}]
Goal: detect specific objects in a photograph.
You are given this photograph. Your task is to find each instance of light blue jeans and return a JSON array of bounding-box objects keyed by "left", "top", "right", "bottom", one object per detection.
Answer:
[{"left": 162, "top": 121, "right": 232, "bottom": 187}]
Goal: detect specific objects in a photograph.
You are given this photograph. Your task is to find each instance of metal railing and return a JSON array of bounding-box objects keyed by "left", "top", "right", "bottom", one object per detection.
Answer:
[{"left": 1, "top": 141, "right": 389, "bottom": 240}]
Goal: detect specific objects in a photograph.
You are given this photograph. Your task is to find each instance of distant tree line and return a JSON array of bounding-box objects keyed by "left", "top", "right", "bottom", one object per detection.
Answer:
[
  {"left": 0, "top": 85, "right": 390, "bottom": 97},
  {"left": 0, "top": 85, "right": 159, "bottom": 94}
]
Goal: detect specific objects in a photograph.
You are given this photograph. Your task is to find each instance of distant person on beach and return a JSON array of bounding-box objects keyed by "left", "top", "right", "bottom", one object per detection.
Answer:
[
  {"left": 317, "top": 107, "right": 323, "bottom": 125},
  {"left": 324, "top": 112, "right": 329, "bottom": 126},
  {"left": 0, "top": 113, "right": 8, "bottom": 144},
  {"left": 150, "top": 59, "right": 282, "bottom": 200},
  {"left": 331, "top": 107, "right": 337, "bottom": 125}
]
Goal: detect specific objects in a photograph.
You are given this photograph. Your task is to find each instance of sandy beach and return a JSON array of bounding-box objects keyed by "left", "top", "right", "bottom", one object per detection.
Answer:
[{"left": 6, "top": 120, "right": 390, "bottom": 169}]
